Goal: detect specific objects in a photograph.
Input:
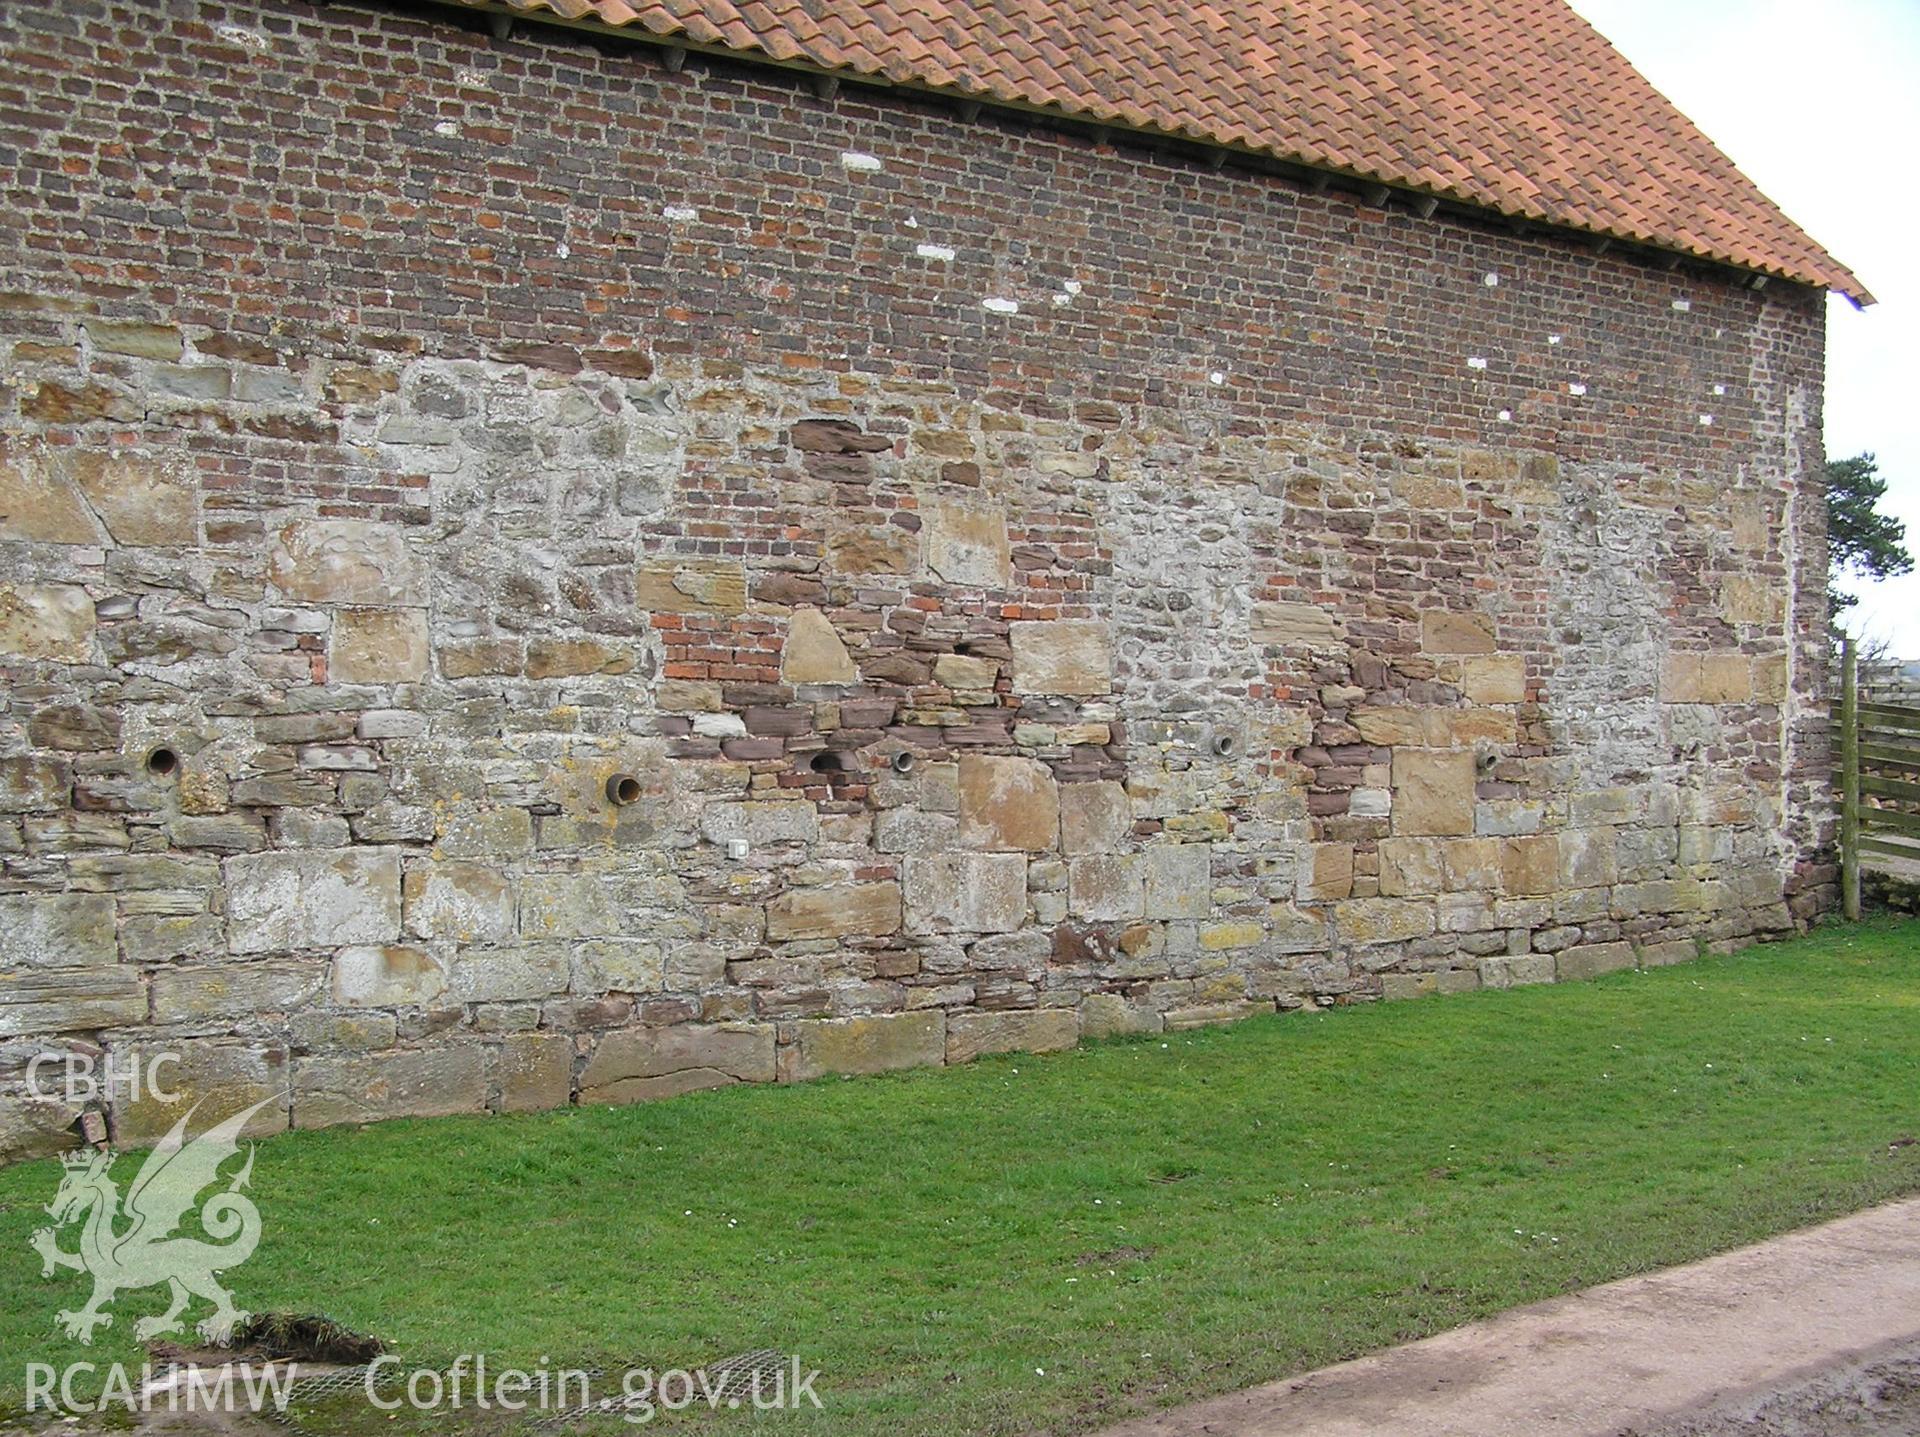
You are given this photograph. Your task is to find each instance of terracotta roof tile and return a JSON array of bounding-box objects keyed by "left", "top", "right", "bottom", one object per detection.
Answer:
[{"left": 456, "top": 0, "right": 1869, "bottom": 301}]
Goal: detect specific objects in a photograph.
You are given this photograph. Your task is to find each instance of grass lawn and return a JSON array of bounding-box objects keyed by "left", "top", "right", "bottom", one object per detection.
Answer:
[{"left": 3, "top": 918, "right": 1920, "bottom": 1434}]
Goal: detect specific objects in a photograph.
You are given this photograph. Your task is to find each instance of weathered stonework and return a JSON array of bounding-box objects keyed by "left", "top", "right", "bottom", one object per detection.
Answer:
[{"left": 0, "top": 0, "right": 1834, "bottom": 1157}]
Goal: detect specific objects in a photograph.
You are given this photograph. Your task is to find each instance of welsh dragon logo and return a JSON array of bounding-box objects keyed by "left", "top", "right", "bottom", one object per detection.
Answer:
[{"left": 30, "top": 1096, "right": 277, "bottom": 1345}]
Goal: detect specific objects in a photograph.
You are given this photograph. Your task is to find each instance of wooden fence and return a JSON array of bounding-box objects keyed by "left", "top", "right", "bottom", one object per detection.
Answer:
[{"left": 1837, "top": 636, "right": 1920, "bottom": 918}]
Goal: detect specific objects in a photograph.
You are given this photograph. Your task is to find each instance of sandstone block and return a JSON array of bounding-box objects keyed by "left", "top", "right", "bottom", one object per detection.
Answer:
[
  {"left": 70, "top": 452, "right": 195, "bottom": 546},
  {"left": 121, "top": 913, "right": 223, "bottom": 963},
  {"left": 28, "top": 703, "right": 120, "bottom": 751},
  {"left": 518, "top": 873, "right": 624, "bottom": 938},
  {"left": 1637, "top": 938, "right": 1700, "bottom": 967},
  {"left": 1430, "top": 709, "right": 1517, "bottom": 746},
  {"left": 1059, "top": 780, "right": 1131, "bottom": 856},
  {"left": 109, "top": 1043, "right": 288, "bottom": 1147},
  {"left": 1718, "top": 575, "right": 1782, "bottom": 626},
  {"left": 403, "top": 862, "right": 516, "bottom": 942},
  {"left": 874, "top": 809, "right": 959, "bottom": 854},
  {"left": 1351, "top": 707, "right": 1429, "bottom": 746},
  {"left": 23, "top": 381, "right": 138, "bottom": 423},
  {"left": 780, "top": 607, "right": 857, "bottom": 684},
  {"left": 569, "top": 940, "right": 666, "bottom": 995},
  {"left": 1559, "top": 827, "right": 1619, "bottom": 888},
  {"left": 441, "top": 639, "right": 522, "bottom": 678},
  {"left": 1299, "top": 843, "right": 1355, "bottom": 901},
  {"left": 226, "top": 848, "right": 401, "bottom": 953},
  {"left": 1142, "top": 842, "right": 1211, "bottom": 919},
  {"left": 637, "top": 558, "right": 746, "bottom": 615},
  {"left": 270, "top": 520, "right": 426, "bottom": 606},
  {"left": 946, "top": 1008, "right": 1078, "bottom": 1063},
  {"left": 0, "top": 444, "right": 99, "bottom": 542},
  {"left": 1443, "top": 837, "right": 1507, "bottom": 892},
  {"left": 0, "top": 757, "right": 71, "bottom": 811},
  {"left": 292, "top": 1047, "right": 488, "bottom": 1128},
  {"left": 152, "top": 962, "right": 324, "bottom": 1021},
  {"left": 904, "top": 852, "right": 1028, "bottom": 934},
  {"left": 0, "top": 1092, "right": 85, "bottom": 1163},
  {"left": 1501, "top": 835, "right": 1560, "bottom": 897},
  {"left": 1460, "top": 655, "right": 1526, "bottom": 703},
  {"left": 1421, "top": 610, "right": 1497, "bottom": 654},
  {"left": 331, "top": 945, "right": 447, "bottom": 1006},
  {"left": 827, "top": 516, "right": 916, "bottom": 575},
  {"left": 492, "top": 1033, "right": 573, "bottom": 1113},
  {"left": 525, "top": 637, "right": 632, "bottom": 679},
  {"left": 958, "top": 754, "right": 1059, "bottom": 852},
  {"left": 1333, "top": 898, "right": 1436, "bottom": 945},
  {"left": 292, "top": 1012, "right": 397, "bottom": 1053},
  {"left": 1165, "top": 1001, "right": 1268, "bottom": 1031},
  {"left": 1010, "top": 619, "right": 1112, "bottom": 696},
  {"left": 0, "top": 583, "right": 95, "bottom": 661},
  {"left": 1661, "top": 652, "right": 1752, "bottom": 704},
  {"left": 1080, "top": 992, "right": 1165, "bottom": 1037},
  {"left": 1268, "top": 903, "right": 1330, "bottom": 953},
  {"left": 455, "top": 949, "right": 564, "bottom": 1006},
  {"left": 1068, "top": 855, "right": 1145, "bottom": 920},
  {"left": 934, "top": 653, "right": 1000, "bottom": 692},
  {"left": 426, "top": 809, "right": 530, "bottom": 862},
  {"left": 766, "top": 882, "right": 902, "bottom": 941},
  {"left": 84, "top": 319, "right": 182, "bottom": 359},
  {"left": 1481, "top": 954, "right": 1556, "bottom": 988},
  {"left": 1556, "top": 942, "right": 1636, "bottom": 981},
  {"left": 0, "top": 967, "right": 145, "bottom": 1035},
  {"left": 1729, "top": 491, "right": 1769, "bottom": 550},
  {"left": 1751, "top": 655, "right": 1789, "bottom": 704},
  {"left": 1391, "top": 749, "right": 1476, "bottom": 836},
  {"left": 1199, "top": 920, "right": 1265, "bottom": 951},
  {"left": 585, "top": 1023, "right": 775, "bottom": 1100},
  {"left": 924, "top": 498, "right": 1011, "bottom": 587},
  {"left": 0, "top": 894, "right": 117, "bottom": 967},
  {"left": 783, "top": 1011, "right": 944, "bottom": 1082},
  {"left": 1249, "top": 600, "right": 1341, "bottom": 646},
  {"left": 333, "top": 607, "right": 430, "bottom": 684},
  {"left": 1378, "top": 838, "right": 1442, "bottom": 897}
]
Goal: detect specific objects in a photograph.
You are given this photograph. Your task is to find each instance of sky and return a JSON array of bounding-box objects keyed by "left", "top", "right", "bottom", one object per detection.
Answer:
[{"left": 1569, "top": 0, "right": 1920, "bottom": 659}]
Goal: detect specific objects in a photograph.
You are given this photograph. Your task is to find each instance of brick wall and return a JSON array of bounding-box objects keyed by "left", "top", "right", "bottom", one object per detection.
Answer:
[{"left": 0, "top": 0, "right": 1833, "bottom": 1157}]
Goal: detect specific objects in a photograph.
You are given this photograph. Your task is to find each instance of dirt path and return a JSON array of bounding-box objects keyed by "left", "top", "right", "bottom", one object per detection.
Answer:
[
  {"left": 1096, "top": 1197, "right": 1920, "bottom": 1437},
  {"left": 1640, "top": 1342, "right": 1920, "bottom": 1435}
]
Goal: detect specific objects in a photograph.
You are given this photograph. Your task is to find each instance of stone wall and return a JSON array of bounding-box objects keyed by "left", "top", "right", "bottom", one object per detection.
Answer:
[{"left": 0, "top": 0, "right": 1832, "bottom": 1158}]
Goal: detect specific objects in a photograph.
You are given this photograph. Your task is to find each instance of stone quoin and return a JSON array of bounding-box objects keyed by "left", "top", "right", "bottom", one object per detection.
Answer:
[{"left": 0, "top": 0, "right": 1852, "bottom": 1157}]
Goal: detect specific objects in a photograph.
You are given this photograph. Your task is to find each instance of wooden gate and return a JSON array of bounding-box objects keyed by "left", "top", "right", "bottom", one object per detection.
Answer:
[{"left": 1837, "top": 635, "right": 1920, "bottom": 919}]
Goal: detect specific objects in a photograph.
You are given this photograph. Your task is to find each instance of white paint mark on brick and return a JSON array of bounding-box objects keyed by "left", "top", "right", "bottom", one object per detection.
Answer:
[
  {"left": 982, "top": 297, "right": 1020, "bottom": 315},
  {"left": 456, "top": 68, "right": 491, "bottom": 88},
  {"left": 1548, "top": 334, "right": 1563, "bottom": 345},
  {"left": 663, "top": 204, "right": 698, "bottom": 222},
  {"left": 1713, "top": 383, "right": 1726, "bottom": 395},
  {"left": 1064, "top": 280, "right": 1083, "bottom": 295},
  {"left": 914, "top": 243, "right": 956, "bottom": 262},
  {"left": 1483, "top": 272, "right": 1500, "bottom": 287},
  {"left": 215, "top": 23, "right": 270, "bottom": 51},
  {"left": 1051, "top": 293, "right": 1073, "bottom": 307},
  {"left": 840, "top": 151, "right": 883, "bottom": 172},
  {"left": 556, "top": 242, "right": 570, "bottom": 260},
  {"left": 1699, "top": 414, "right": 1714, "bottom": 426},
  {"left": 433, "top": 121, "right": 460, "bottom": 138},
  {"left": 1497, "top": 409, "right": 1513, "bottom": 422},
  {"left": 904, "top": 215, "right": 920, "bottom": 228},
  {"left": 1568, "top": 382, "right": 1587, "bottom": 396},
  {"left": 1672, "top": 298, "right": 1692, "bottom": 312},
  {"left": 1208, "top": 371, "right": 1227, "bottom": 386},
  {"left": 1466, "top": 356, "right": 1489, "bottom": 370}
]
